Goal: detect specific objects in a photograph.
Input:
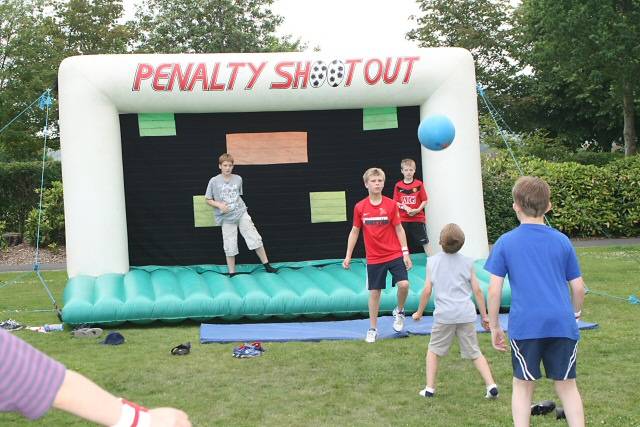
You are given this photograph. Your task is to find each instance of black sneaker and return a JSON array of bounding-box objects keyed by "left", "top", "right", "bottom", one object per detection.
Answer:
[
  {"left": 263, "top": 263, "right": 278, "bottom": 273},
  {"left": 531, "top": 400, "right": 556, "bottom": 416}
]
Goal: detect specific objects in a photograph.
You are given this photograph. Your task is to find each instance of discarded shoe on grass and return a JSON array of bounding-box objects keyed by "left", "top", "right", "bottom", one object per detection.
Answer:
[
  {"left": 0, "top": 319, "right": 24, "bottom": 331},
  {"left": 171, "top": 342, "right": 191, "bottom": 356},
  {"left": 232, "top": 342, "right": 265, "bottom": 358},
  {"left": 71, "top": 327, "right": 103, "bottom": 338},
  {"left": 531, "top": 400, "right": 556, "bottom": 416}
]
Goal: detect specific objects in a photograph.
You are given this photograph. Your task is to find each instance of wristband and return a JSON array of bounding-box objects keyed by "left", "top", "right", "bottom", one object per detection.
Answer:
[
  {"left": 112, "top": 399, "right": 151, "bottom": 427},
  {"left": 574, "top": 310, "right": 582, "bottom": 319}
]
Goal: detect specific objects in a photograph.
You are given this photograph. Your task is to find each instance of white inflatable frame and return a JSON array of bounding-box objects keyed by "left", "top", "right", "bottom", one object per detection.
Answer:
[{"left": 58, "top": 49, "right": 488, "bottom": 278}]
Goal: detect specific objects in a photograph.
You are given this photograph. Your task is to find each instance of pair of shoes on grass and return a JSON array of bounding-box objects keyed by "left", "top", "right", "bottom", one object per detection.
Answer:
[
  {"left": 232, "top": 341, "right": 266, "bottom": 358},
  {"left": 418, "top": 384, "right": 499, "bottom": 399},
  {"left": 531, "top": 400, "right": 566, "bottom": 419}
]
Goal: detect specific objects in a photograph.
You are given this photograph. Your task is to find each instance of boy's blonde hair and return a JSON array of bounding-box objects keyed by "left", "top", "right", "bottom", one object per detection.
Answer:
[
  {"left": 400, "top": 158, "right": 416, "bottom": 169},
  {"left": 363, "top": 167, "right": 385, "bottom": 183},
  {"left": 218, "top": 153, "right": 234, "bottom": 165},
  {"left": 440, "top": 223, "right": 465, "bottom": 254},
  {"left": 512, "top": 176, "right": 550, "bottom": 217}
]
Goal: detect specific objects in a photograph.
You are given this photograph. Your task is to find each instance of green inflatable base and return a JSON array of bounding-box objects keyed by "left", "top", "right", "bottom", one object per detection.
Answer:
[{"left": 61, "top": 254, "right": 511, "bottom": 325}]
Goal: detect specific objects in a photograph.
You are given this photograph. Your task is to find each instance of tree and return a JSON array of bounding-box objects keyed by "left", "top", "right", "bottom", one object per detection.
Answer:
[
  {"left": 135, "top": 0, "right": 301, "bottom": 53},
  {"left": 53, "top": 0, "right": 136, "bottom": 55},
  {"left": 517, "top": 0, "right": 639, "bottom": 155},
  {"left": 0, "top": 0, "right": 64, "bottom": 161},
  {"left": 407, "top": 0, "right": 520, "bottom": 95}
]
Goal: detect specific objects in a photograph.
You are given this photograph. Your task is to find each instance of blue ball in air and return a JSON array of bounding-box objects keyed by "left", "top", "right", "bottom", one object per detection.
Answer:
[{"left": 418, "top": 115, "right": 455, "bottom": 151}]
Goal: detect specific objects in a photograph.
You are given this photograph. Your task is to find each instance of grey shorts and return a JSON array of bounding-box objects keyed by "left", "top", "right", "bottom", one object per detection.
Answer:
[
  {"left": 221, "top": 212, "right": 263, "bottom": 256},
  {"left": 428, "top": 322, "right": 482, "bottom": 359}
]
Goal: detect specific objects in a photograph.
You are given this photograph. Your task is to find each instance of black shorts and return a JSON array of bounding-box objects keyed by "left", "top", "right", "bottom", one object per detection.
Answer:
[
  {"left": 510, "top": 338, "right": 579, "bottom": 380},
  {"left": 402, "top": 222, "right": 429, "bottom": 246},
  {"left": 366, "top": 257, "right": 408, "bottom": 290}
]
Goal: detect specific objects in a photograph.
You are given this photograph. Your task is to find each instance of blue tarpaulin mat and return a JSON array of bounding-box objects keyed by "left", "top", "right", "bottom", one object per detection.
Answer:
[{"left": 200, "top": 314, "right": 598, "bottom": 343}]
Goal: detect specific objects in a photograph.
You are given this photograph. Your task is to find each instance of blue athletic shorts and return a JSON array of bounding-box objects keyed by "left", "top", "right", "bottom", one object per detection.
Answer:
[
  {"left": 366, "top": 257, "right": 408, "bottom": 290},
  {"left": 510, "top": 337, "right": 579, "bottom": 381}
]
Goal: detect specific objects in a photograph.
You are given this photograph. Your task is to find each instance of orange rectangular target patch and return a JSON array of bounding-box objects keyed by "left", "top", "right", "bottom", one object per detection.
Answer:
[{"left": 226, "top": 132, "right": 308, "bottom": 165}]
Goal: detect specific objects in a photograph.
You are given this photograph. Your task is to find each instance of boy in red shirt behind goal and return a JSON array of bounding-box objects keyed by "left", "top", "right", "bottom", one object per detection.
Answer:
[
  {"left": 343, "top": 167, "right": 413, "bottom": 343},
  {"left": 393, "top": 158, "right": 432, "bottom": 256}
]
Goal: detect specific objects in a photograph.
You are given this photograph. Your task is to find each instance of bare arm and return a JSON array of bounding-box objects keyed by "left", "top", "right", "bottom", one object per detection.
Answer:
[
  {"left": 569, "top": 276, "right": 586, "bottom": 318},
  {"left": 408, "top": 201, "right": 427, "bottom": 216},
  {"left": 395, "top": 223, "right": 412, "bottom": 270},
  {"left": 206, "top": 198, "right": 228, "bottom": 212},
  {"left": 470, "top": 268, "right": 489, "bottom": 330},
  {"left": 342, "top": 226, "right": 360, "bottom": 269},
  {"left": 488, "top": 274, "right": 507, "bottom": 352},
  {"left": 53, "top": 370, "right": 191, "bottom": 426},
  {"left": 412, "top": 276, "right": 432, "bottom": 320}
]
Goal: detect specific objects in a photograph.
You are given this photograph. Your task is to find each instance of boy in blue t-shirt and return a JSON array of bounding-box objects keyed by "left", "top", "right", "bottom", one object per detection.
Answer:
[{"left": 485, "top": 176, "right": 586, "bottom": 427}]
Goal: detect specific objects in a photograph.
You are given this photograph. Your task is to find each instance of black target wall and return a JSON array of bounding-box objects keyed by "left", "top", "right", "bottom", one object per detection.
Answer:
[{"left": 120, "top": 106, "right": 423, "bottom": 266}]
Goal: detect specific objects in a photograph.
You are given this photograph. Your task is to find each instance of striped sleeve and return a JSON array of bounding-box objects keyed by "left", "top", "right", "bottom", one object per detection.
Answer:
[{"left": 0, "top": 329, "right": 66, "bottom": 419}]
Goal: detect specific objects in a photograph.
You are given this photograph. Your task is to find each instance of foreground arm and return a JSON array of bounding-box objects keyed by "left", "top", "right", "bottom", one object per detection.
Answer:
[
  {"left": 53, "top": 370, "right": 191, "bottom": 426},
  {"left": 470, "top": 269, "right": 489, "bottom": 330},
  {"left": 412, "top": 276, "right": 432, "bottom": 321},
  {"left": 569, "top": 276, "right": 586, "bottom": 319},
  {"left": 488, "top": 274, "right": 507, "bottom": 352},
  {"left": 342, "top": 226, "right": 360, "bottom": 269}
]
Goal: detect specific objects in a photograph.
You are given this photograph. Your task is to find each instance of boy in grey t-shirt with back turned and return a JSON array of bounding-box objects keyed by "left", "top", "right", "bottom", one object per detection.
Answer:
[
  {"left": 205, "top": 153, "right": 276, "bottom": 276},
  {"left": 412, "top": 223, "right": 498, "bottom": 399}
]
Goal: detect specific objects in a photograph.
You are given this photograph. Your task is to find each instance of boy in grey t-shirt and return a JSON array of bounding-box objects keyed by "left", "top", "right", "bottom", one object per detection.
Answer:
[
  {"left": 412, "top": 223, "right": 498, "bottom": 399},
  {"left": 205, "top": 153, "right": 276, "bottom": 276}
]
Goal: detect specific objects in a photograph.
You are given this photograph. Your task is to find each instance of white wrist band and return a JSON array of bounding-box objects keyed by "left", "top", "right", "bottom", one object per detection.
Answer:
[{"left": 112, "top": 399, "right": 151, "bottom": 427}]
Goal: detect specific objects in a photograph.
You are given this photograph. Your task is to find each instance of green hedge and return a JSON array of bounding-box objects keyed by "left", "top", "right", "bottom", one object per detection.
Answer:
[
  {"left": 482, "top": 152, "right": 640, "bottom": 242},
  {"left": 24, "top": 181, "right": 65, "bottom": 248},
  {"left": 0, "top": 161, "right": 62, "bottom": 234}
]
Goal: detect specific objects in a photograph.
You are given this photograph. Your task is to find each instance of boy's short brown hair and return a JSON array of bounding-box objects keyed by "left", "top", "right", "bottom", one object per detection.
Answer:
[
  {"left": 440, "top": 223, "right": 465, "bottom": 254},
  {"left": 363, "top": 167, "right": 385, "bottom": 183},
  {"left": 218, "top": 153, "right": 234, "bottom": 165},
  {"left": 400, "top": 158, "right": 416, "bottom": 169},
  {"left": 512, "top": 176, "right": 550, "bottom": 217}
]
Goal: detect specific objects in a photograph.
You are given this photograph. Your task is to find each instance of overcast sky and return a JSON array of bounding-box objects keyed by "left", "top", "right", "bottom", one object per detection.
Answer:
[{"left": 122, "top": 0, "right": 422, "bottom": 52}]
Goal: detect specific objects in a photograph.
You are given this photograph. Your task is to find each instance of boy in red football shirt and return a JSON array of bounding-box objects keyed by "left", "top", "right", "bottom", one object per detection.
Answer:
[
  {"left": 393, "top": 158, "right": 432, "bottom": 256},
  {"left": 343, "top": 167, "right": 413, "bottom": 343}
]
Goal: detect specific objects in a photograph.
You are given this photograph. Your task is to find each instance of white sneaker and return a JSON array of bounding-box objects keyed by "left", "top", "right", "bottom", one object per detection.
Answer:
[
  {"left": 419, "top": 387, "right": 435, "bottom": 398},
  {"left": 485, "top": 384, "right": 499, "bottom": 399},
  {"left": 392, "top": 308, "right": 405, "bottom": 332},
  {"left": 365, "top": 328, "right": 377, "bottom": 343}
]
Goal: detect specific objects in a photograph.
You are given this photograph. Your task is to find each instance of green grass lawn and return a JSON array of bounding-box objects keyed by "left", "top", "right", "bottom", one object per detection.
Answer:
[{"left": 1, "top": 245, "right": 639, "bottom": 426}]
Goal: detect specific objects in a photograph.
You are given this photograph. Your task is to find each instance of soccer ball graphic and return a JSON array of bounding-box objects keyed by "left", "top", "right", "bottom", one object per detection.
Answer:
[
  {"left": 327, "top": 60, "right": 345, "bottom": 87},
  {"left": 309, "top": 61, "right": 327, "bottom": 88}
]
